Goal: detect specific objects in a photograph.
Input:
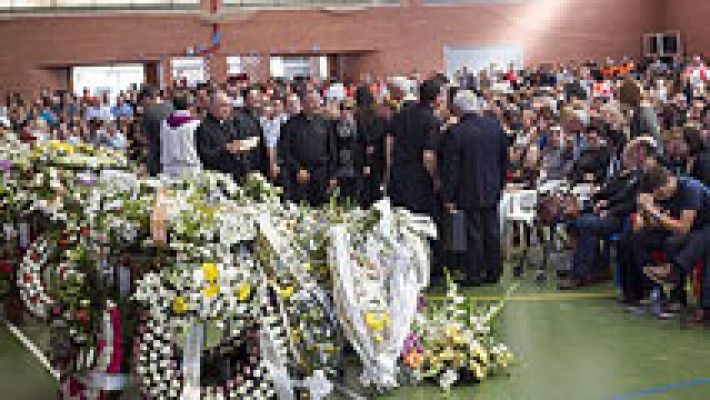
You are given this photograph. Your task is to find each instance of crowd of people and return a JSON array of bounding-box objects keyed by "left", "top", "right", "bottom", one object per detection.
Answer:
[{"left": 1, "top": 53, "right": 708, "bottom": 327}]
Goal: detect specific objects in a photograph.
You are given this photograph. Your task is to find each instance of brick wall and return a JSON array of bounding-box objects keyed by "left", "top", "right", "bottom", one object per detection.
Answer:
[
  {"left": 664, "top": 0, "right": 710, "bottom": 56},
  {"left": 0, "top": 0, "right": 702, "bottom": 98}
]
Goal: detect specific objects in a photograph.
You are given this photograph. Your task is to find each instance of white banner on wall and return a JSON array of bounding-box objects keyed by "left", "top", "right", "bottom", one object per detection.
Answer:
[
  {"left": 72, "top": 64, "right": 145, "bottom": 101},
  {"left": 444, "top": 44, "right": 524, "bottom": 79}
]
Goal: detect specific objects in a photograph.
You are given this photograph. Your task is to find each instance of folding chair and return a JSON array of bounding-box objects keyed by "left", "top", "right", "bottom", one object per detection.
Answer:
[{"left": 502, "top": 190, "right": 539, "bottom": 276}]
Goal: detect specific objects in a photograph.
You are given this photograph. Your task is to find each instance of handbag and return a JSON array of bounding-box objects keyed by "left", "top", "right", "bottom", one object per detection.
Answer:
[{"left": 444, "top": 210, "right": 467, "bottom": 253}]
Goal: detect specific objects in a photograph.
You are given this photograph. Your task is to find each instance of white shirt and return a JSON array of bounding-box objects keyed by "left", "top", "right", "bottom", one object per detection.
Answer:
[
  {"left": 260, "top": 116, "right": 283, "bottom": 149},
  {"left": 160, "top": 110, "right": 201, "bottom": 178}
]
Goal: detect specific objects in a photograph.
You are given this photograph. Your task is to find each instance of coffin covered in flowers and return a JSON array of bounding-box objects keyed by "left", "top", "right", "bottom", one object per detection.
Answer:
[{"left": 1, "top": 132, "right": 513, "bottom": 399}]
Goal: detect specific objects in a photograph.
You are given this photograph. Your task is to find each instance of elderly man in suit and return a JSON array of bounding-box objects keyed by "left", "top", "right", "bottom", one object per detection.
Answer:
[
  {"left": 195, "top": 90, "right": 268, "bottom": 181},
  {"left": 443, "top": 90, "right": 509, "bottom": 285}
]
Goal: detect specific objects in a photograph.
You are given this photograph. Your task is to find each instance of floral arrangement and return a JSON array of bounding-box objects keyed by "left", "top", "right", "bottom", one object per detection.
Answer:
[
  {"left": 401, "top": 273, "right": 514, "bottom": 390},
  {"left": 4, "top": 131, "right": 513, "bottom": 398},
  {"left": 33, "top": 140, "right": 128, "bottom": 171}
]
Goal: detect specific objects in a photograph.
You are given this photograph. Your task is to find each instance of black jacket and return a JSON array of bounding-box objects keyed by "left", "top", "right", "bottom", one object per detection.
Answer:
[
  {"left": 278, "top": 112, "right": 337, "bottom": 179},
  {"left": 143, "top": 101, "right": 174, "bottom": 176},
  {"left": 442, "top": 113, "right": 508, "bottom": 209},
  {"left": 692, "top": 149, "right": 710, "bottom": 186},
  {"left": 592, "top": 170, "right": 640, "bottom": 217},
  {"left": 232, "top": 109, "right": 269, "bottom": 178},
  {"left": 357, "top": 113, "right": 387, "bottom": 177},
  {"left": 195, "top": 114, "right": 267, "bottom": 180},
  {"left": 572, "top": 147, "right": 610, "bottom": 185}
]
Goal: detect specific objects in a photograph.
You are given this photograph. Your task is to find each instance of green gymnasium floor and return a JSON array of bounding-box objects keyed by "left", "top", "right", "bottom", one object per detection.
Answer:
[{"left": 1, "top": 275, "right": 708, "bottom": 400}]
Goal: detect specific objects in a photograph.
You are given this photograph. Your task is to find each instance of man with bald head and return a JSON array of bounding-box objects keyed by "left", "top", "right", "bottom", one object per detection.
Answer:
[{"left": 195, "top": 90, "right": 268, "bottom": 180}]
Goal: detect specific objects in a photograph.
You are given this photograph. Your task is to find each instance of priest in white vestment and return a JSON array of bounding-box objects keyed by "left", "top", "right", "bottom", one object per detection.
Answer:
[{"left": 160, "top": 95, "right": 202, "bottom": 178}]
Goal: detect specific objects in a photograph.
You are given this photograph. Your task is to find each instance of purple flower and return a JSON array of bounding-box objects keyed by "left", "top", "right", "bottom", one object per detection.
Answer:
[
  {"left": 0, "top": 159, "right": 12, "bottom": 172},
  {"left": 76, "top": 172, "right": 97, "bottom": 187}
]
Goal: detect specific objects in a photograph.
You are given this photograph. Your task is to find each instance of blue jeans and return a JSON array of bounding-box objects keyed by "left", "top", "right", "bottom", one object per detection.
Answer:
[{"left": 568, "top": 213, "right": 621, "bottom": 280}]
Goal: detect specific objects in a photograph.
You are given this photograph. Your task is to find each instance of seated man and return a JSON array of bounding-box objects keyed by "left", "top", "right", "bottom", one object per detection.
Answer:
[
  {"left": 634, "top": 166, "right": 710, "bottom": 318},
  {"left": 562, "top": 166, "right": 639, "bottom": 289}
]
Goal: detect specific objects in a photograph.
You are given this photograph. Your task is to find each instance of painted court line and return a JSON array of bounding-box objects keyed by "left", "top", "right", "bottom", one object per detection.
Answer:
[
  {"left": 3, "top": 319, "right": 61, "bottom": 381},
  {"left": 427, "top": 290, "right": 616, "bottom": 302},
  {"left": 611, "top": 379, "right": 710, "bottom": 399}
]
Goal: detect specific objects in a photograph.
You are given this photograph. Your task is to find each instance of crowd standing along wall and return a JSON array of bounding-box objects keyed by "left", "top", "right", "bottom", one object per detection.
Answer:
[{"left": 0, "top": 0, "right": 705, "bottom": 98}]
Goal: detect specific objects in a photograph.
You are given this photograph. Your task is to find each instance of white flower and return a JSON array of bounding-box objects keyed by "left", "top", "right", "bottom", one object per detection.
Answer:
[{"left": 439, "top": 369, "right": 458, "bottom": 390}]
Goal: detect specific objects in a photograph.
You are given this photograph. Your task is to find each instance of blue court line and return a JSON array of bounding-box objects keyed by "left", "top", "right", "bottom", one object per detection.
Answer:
[{"left": 612, "top": 379, "right": 710, "bottom": 400}]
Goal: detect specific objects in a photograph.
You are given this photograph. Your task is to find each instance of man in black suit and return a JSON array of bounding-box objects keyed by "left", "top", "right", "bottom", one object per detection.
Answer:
[
  {"left": 195, "top": 91, "right": 267, "bottom": 181},
  {"left": 442, "top": 90, "right": 509, "bottom": 285},
  {"left": 278, "top": 90, "right": 338, "bottom": 207}
]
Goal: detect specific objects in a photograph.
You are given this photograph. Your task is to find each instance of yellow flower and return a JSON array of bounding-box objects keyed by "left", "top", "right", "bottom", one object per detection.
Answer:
[
  {"left": 237, "top": 282, "right": 252, "bottom": 301},
  {"left": 444, "top": 325, "right": 460, "bottom": 340},
  {"left": 303, "top": 262, "right": 312, "bottom": 271},
  {"left": 472, "top": 362, "right": 487, "bottom": 380},
  {"left": 365, "top": 312, "right": 389, "bottom": 332},
  {"left": 202, "top": 283, "right": 219, "bottom": 299},
  {"left": 440, "top": 348, "right": 455, "bottom": 361},
  {"left": 172, "top": 296, "right": 188, "bottom": 315},
  {"left": 279, "top": 285, "right": 294, "bottom": 300},
  {"left": 59, "top": 143, "right": 74, "bottom": 155},
  {"left": 201, "top": 263, "right": 218, "bottom": 282},
  {"left": 291, "top": 329, "right": 301, "bottom": 343}
]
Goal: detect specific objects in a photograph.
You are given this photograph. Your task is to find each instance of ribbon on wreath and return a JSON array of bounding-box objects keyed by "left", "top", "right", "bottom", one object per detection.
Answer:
[
  {"left": 18, "top": 222, "right": 30, "bottom": 249},
  {"left": 328, "top": 199, "right": 436, "bottom": 390},
  {"left": 181, "top": 321, "right": 204, "bottom": 400},
  {"left": 150, "top": 188, "right": 168, "bottom": 247},
  {"left": 3, "top": 223, "right": 14, "bottom": 241},
  {"left": 87, "top": 301, "right": 127, "bottom": 398}
]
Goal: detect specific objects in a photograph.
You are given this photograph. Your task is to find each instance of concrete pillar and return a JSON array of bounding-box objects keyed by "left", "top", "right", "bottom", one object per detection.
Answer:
[{"left": 208, "top": 53, "right": 228, "bottom": 83}]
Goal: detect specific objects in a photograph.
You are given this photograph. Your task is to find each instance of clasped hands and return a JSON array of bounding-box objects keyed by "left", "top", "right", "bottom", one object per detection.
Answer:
[{"left": 297, "top": 169, "right": 337, "bottom": 190}]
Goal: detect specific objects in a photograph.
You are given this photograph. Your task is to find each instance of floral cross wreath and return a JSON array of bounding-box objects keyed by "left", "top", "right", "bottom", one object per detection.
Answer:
[{"left": 134, "top": 301, "right": 277, "bottom": 399}]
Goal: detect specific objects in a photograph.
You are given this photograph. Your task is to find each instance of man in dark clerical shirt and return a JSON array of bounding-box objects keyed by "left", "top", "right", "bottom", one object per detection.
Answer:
[
  {"left": 279, "top": 90, "right": 337, "bottom": 207},
  {"left": 388, "top": 79, "right": 442, "bottom": 216},
  {"left": 195, "top": 91, "right": 267, "bottom": 181}
]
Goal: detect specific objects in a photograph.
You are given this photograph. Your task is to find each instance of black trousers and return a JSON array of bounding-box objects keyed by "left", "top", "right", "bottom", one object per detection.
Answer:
[
  {"left": 359, "top": 171, "right": 384, "bottom": 208},
  {"left": 290, "top": 166, "right": 330, "bottom": 207},
  {"left": 702, "top": 256, "right": 710, "bottom": 310},
  {"left": 619, "top": 230, "right": 648, "bottom": 302},
  {"left": 672, "top": 225, "right": 710, "bottom": 309},
  {"left": 337, "top": 176, "right": 360, "bottom": 206},
  {"left": 462, "top": 206, "right": 502, "bottom": 282},
  {"left": 673, "top": 225, "right": 710, "bottom": 274}
]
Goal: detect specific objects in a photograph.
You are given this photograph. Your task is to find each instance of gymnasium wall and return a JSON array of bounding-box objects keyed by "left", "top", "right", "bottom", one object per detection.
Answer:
[
  {"left": 663, "top": 0, "right": 710, "bottom": 56},
  {"left": 0, "top": 0, "right": 702, "bottom": 98}
]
